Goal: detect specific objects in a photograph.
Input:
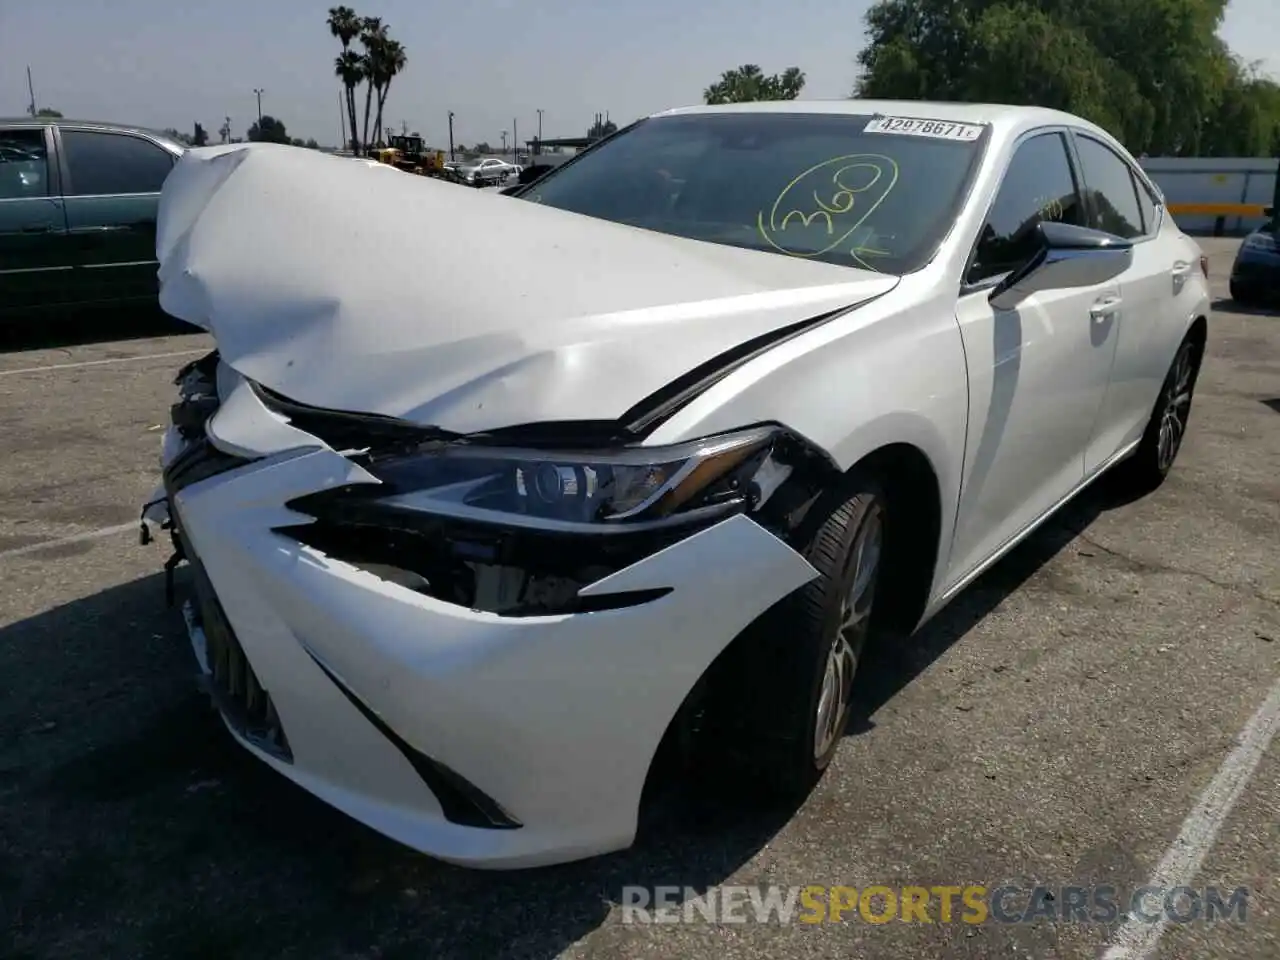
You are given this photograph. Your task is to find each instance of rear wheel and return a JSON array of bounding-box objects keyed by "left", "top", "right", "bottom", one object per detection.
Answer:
[
  {"left": 1118, "top": 333, "right": 1201, "bottom": 492},
  {"left": 1229, "top": 280, "right": 1251, "bottom": 305}
]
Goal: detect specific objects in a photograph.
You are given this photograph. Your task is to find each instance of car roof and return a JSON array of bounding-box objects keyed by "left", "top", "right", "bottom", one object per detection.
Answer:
[
  {"left": 649, "top": 99, "right": 1107, "bottom": 139},
  {"left": 0, "top": 117, "right": 186, "bottom": 147}
]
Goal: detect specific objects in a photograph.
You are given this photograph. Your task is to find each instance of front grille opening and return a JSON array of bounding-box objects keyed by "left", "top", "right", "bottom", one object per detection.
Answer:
[{"left": 188, "top": 558, "right": 292, "bottom": 763}]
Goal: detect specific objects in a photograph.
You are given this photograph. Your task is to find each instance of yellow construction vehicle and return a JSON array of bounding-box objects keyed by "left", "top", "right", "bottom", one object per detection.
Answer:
[{"left": 373, "top": 135, "right": 446, "bottom": 177}]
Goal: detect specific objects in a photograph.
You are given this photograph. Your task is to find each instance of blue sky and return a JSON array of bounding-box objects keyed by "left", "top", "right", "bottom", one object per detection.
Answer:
[{"left": 2, "top": 0, "right": 1278, "bottom": 148}]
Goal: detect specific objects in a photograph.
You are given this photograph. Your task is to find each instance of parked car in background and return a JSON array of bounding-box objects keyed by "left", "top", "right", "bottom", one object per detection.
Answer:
[
  {"left": 1229, "top": 205, "right": 1279, "bottom": 306},
  {"left": 0, "top": 118, "right": 185, "bottom": 320},
  {"left": 456, "top": 156, "right": 516, "bottom": 186}
]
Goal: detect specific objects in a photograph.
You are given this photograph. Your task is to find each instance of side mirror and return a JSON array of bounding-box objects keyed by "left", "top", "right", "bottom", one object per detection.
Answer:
[{"left": 989, "top": 221, "right": 1134, "bottom": 312}]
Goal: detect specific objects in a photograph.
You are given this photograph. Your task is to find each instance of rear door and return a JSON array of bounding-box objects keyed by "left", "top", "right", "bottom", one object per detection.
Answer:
[
  {"left": 0, "top": 123, "right": 72, "bottom": 312},
  {"left": 55, "top": 126, "right": 179, "bottom": 305},
  {"left": 1070, "top": 131, "right": 1189, "bottom": 473}
]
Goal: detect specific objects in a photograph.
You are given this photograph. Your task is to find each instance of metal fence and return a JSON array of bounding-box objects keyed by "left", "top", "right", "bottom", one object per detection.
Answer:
[{"left": 1139, "top": 157, "right": 1277, "bottom": 235}]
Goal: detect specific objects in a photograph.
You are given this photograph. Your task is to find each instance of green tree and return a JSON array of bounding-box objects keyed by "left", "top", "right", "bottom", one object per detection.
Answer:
[
  {"left": 1200, "top": 57, "right": 1280, "bottom": 157},
  {"left": 248, "top": 115, "right": 291, "bottom": 144},
  {"left": 328, "top": 5, "right": 364, "bottom": 153},
  {"left": 35, "top": 107, "right": 62, "bottom": 118},
  {"left": 357, "top": 16, "right": 386, "bottom": 151},
  {"left": 853, "top": 0, "right": 1279, "bottom": 156},
  {"left": 704, "top": 64, "right": 805, "bottom": 104},
  {"left": 369, "top": 37, "right": 407, "bottom": 150}
]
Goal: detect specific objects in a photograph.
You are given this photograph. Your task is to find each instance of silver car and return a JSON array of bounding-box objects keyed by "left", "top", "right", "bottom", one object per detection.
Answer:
[{"left": 458, "top": 156, "right": 515, "bottom": 186}]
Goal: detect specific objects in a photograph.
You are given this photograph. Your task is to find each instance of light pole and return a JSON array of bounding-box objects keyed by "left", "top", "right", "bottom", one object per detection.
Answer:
[
  {"left": 501, "top": 130, "right": 507, "bottom": 154},
  {"left": 448, "top": 111, "right": 455, "bottom": 160},
  {"left": 253, "top": 88, "right": 264, "bottom": 125},
  {"left": 536, "top": 108, "right": 543, "bottom": 155},
  {"left": 513, "top": 117, "right": 518, "bottom": 161}
]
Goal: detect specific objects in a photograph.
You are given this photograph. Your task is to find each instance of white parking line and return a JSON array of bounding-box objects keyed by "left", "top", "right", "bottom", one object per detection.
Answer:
[
  {"left": 0, "top": 348, "right": 206, "bottom": 378},
  {"left": 0, "top": 522, "right": 139, "bottom": 560},
  {"left": 1102, "top": 675, "right": 1280, "bottom": 960}
]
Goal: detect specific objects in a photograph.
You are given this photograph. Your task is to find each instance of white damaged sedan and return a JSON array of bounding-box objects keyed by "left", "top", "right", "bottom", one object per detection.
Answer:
[{"left": 140, "top": 101, "right": 1210, "bottom": 869}]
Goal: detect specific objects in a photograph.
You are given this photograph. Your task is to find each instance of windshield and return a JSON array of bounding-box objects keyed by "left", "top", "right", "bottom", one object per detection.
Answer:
[{"left": 516, "top": 112, "right": 988, "bottom": 274}]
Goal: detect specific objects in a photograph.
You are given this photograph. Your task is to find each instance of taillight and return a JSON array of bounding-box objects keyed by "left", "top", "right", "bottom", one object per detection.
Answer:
[{"left": 1199, "top": 254, "right": 1209, "bottom": 278}]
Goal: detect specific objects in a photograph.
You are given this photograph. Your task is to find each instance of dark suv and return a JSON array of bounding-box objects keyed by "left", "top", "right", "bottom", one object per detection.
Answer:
[{"left": 0, "top": 118, "right": 185, "bottom": 320}]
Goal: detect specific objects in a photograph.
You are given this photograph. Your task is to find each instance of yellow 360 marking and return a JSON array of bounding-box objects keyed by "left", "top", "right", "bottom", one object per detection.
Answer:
[{"left": 757, "top": 154, "right": 900, "bottom": 267}]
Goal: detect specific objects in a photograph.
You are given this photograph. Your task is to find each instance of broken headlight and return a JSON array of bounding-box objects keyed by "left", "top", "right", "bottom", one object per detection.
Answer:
[{"left": 365, "top": 425, "right": 780, "bottom": 531}]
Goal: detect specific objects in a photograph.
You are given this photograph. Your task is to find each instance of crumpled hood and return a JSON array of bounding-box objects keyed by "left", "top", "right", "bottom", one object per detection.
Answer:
[{"left": 156, "top": 143, "right": 899, "bottom": 433}]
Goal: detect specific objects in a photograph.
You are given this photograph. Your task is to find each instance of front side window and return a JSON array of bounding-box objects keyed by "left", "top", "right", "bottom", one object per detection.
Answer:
[
  {"left": 61, "top": 129, "right": 175, "bottom": 196},
  {"left": 0, "top": 128, "right": 50, "bottom": 200},
  {"left": 968, "top": 132, "right": 1086, "bottom": 284},
  {"left": 1074, "top": 134, "right": 1145, "bottom": 240},
  {"left": 518, "top": 112, "right": 989, "bottom": 275}
]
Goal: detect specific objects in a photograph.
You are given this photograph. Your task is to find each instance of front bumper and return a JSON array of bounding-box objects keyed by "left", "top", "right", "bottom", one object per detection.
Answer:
[{"left": 147, "top": 369, "right": 818, "bottom": 868}]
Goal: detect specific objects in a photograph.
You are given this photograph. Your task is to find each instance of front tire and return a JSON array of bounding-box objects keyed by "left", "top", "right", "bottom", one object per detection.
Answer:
[{"left": 739, "top": 473, "right": 887, "bottom": 798}]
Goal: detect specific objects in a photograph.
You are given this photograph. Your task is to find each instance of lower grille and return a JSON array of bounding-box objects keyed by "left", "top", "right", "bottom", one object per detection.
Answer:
[{"left": 183, "top": 536, "right": 293, "bottom": 763}]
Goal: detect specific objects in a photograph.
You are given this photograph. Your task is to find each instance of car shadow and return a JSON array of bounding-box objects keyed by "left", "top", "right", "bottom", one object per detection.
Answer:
[
  {"left": 1262, "top": 398, "right": 1280, "bottom": 416},
  {"left": 1, "top": 476, "right": 1135, "bottom": 958},
  {"left": 1211, "top": 296, "right": 1279, "bottom": 317},
  {"left": 0, "top": 303, "right": 202, "bottom": 353},
  {"left": 846, "top": 470, "right": 1145, "bottom": 736}
]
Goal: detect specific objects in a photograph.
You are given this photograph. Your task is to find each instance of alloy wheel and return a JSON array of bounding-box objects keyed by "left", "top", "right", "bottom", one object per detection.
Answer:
[
  {"left": 813, "top": 505, "right": 883, "bottom": 760},
  {"left": 1157, "top": 343, "right": 1195, "bottom": 473}
]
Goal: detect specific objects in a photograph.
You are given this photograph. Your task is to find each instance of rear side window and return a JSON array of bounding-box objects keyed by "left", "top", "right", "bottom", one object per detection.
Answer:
[
  {"left": 1074, "top": 135, "right": 1145, "bottom": 239},
  {"left": 0, "top": 128, "right": 50, "bottom": 199},
  {"left": 968, "top": 132, "right": 1085, "bottom": 284},
  {"left": 61, "top": 129, "right": 175, "bottom": 196}
]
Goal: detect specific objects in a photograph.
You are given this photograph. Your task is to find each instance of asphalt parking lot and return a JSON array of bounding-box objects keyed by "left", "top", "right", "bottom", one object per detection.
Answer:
[{"left": 1, "top": 238, "right": 1277, "bottom": 960}]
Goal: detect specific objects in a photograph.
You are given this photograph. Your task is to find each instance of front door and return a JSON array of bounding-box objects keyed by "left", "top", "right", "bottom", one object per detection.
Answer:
[
  {"left": 57, "top": 126, "right": 178, "bottom": 306},
  {"left": 948, "top": 130, "right": 1122, "bottom": 585},
  {"left": 0, "top": 124, "right": 72, "bottom": 313}
]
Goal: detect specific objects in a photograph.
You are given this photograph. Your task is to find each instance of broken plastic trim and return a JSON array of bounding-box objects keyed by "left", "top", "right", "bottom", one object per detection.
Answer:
[
  {"left": 250, "top": 381, "right": 466, "bottom": 453},
  {"left": 304, "top": 649, "right": 522, "bottom": 830},
  {"left": 618, "top": 306, "right": 858, "bottom": 434},
  {"left": 173, "top": 348, "right": 220, "bottom": 385}
]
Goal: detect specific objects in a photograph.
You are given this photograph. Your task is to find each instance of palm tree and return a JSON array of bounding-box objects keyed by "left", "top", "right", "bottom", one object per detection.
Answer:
[
  {"left": 334, "top": 50, "right": 364, "bottom": 153},
  {"left": 358, "top": 17, "right": 386, "bottom": 153},
  {"left": 327, "top": 6, "right": 362, "bottom": 153},
  {"left": 371, "top": 38, "right": 407, "bottom": 150}
]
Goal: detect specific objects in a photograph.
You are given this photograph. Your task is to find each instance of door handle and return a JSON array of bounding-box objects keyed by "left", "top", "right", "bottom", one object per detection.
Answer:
[
  {"left": 1089, "top": 295, "right": 1122, "bottom": 319},
  {"left": 20, "top": 224, "right": 55, "bottom": 234}
]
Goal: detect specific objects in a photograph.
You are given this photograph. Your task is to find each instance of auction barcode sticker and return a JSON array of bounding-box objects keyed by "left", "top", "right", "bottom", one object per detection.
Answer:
[{"left": 863, "top": 116, "right": 985, "bottom": 141}]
